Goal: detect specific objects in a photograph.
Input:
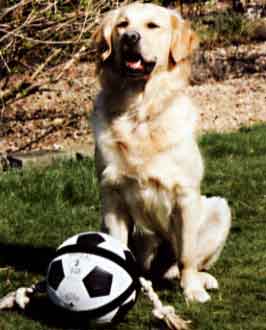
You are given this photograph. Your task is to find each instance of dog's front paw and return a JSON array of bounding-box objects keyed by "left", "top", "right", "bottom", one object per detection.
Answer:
[
  {"left": 181, "top": 270, "right": 211, "bottom": 303},
  {"left": 163, "top": 264, "right": 180, "bottom": 280},
  {"left": 184, "top": 286, "right": 210, "bottom": 303}
]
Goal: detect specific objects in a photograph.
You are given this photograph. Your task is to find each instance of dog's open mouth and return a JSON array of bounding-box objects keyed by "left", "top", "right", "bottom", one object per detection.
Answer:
[{"left": 122, "top": 50, "right": 156, "bottom": 78}]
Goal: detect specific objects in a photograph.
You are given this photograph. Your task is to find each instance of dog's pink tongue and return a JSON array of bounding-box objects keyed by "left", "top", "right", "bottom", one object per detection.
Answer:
[{"left": 126, "top": 60, "right": 143, "bottom": 71}]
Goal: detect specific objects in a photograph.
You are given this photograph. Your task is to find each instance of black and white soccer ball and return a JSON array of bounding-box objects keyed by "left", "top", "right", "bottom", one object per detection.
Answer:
[{"left": 46, "top": 232, "right": 140, "bottom": 324}]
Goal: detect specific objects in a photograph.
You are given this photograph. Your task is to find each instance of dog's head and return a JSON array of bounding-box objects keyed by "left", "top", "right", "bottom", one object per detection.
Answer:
[{"left": 93, "top": 2, "right": 198, "bottom": 83}]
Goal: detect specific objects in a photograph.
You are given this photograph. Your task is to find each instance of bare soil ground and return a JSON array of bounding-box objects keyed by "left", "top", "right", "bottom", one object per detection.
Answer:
[{"left": 1, "top": 42, "right": 266, "bottom": 156}]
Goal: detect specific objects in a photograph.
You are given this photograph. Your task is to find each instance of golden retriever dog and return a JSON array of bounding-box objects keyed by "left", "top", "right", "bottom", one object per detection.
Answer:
[{"left": 92, "top": 2, "right": 231, "bottom": 303}]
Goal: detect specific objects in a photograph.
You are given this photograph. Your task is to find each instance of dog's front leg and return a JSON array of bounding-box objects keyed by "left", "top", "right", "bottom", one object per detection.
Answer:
[
  {"left": 178, "top": 189, "right": 211, "bottom": 303},
  {"left": 101, "top": 187, "right": 131, "bottom": 245}
]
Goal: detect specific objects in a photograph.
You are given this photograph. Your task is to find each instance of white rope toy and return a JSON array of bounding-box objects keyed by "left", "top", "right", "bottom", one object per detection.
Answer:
[
  {"left": 139, "top": 277, "right": 189, "bottom": 330},
  {"left": 0, "top": 286, "right": 35, "bottom": 310}
]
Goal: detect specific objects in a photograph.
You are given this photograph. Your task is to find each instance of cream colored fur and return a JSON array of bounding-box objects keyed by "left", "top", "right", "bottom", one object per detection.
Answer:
[{"left": 92, "top": 2, "right": 231, "bottom": 303}]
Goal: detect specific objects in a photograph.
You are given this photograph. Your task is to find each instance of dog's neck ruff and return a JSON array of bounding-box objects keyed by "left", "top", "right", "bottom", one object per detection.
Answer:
[{"left": 99, "top": 67, "right": 188, "bottom": 121}]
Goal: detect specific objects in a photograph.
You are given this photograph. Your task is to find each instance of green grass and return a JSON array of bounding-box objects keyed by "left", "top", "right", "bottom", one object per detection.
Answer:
[{"left": 1, "top": 125, "right": 266, "bottom": 329}]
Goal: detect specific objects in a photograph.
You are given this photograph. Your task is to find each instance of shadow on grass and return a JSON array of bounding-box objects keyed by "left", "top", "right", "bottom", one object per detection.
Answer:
[
  {"left": 25, "top": 297, "right": 166, "bottom": 330},
  {"left": 24, "top": 297, "right": 166, "bottom": 330},
  {"left": 24, "top": 297, "right": 98, "bottom": 330},
  {"left": 0, "top": 242, "right": 55, "bottom": 274}
]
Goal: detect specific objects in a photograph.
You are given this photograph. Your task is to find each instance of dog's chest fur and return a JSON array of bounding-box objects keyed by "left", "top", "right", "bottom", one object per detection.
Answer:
[
  {"left": 93, "top": 92, "right": 203, "bottom": 232},
  {"left": 95, "top": 93, "right": 201, "bottom": 184}
]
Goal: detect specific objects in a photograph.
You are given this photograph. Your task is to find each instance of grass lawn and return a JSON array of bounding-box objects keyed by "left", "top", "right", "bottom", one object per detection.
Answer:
[{"left": 1, "top": 125, "right": 266, "bottom": 330}]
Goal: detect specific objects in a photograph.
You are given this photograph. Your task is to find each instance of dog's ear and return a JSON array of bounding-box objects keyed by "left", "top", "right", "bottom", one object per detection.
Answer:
[
  {"left": 169, "top": 14, "right": 199, "bottom": 65},
  {"left": 93, "top": 10, "right": 118, "bottom": 62}
]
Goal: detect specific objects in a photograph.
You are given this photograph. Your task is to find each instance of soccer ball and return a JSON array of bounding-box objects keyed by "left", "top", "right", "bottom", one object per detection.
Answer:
[{"left": 46, "top": 232, "right": 140, "bottom": 324}]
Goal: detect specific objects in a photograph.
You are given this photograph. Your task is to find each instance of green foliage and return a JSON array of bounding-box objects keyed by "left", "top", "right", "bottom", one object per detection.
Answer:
[
  {"left": 1, "top": 125, "right": 266, "bottom": 329},
  {"left": 193, "top": 10, "right": 252, "bottom": 47}
]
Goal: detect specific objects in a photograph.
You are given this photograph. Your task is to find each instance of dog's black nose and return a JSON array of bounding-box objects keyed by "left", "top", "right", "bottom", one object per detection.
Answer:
[{"left": 122, "top": 31, "right": 141, "bottom": 46}]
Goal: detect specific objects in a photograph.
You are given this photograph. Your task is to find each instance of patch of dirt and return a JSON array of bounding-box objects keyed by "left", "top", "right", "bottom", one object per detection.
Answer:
[
  {"left": 192, "top": 42, "right": 266, "bottom": 83},
  {"left": 0, "top": 62, "right": 97, "bottom": 155},
  {"left": 189, "top": 73, "right": 266, "bottom": 132},
  {"left": 0, "top": 42, "right": 266, "bottom": 156}
]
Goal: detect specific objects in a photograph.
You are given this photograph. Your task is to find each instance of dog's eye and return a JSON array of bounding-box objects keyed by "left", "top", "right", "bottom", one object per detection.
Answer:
[
  {"left": 116, "top": 21, "right": 129, "bottom": 28},
  {"left": 147, "top": 22, "right": 160, "bottom": 29}
]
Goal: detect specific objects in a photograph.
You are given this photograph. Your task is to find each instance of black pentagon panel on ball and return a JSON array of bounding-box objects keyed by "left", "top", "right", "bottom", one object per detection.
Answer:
[
  {"left": 47, "top": 259, "right": 65, "bottom": 290},
  {"left": 77, "top": 233, "right": 105, "bottom": 248},
  {"left": 83, "top": 266, "right": 113, "bottom": 298}
]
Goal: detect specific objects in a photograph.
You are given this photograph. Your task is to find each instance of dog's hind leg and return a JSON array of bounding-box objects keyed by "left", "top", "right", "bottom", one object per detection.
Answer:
[
  {"left": 184, "top": 196, "right": 231, "bottom": 294},
  {"left": 178, "top": 194, "right": 231, "bottom": 303},
  {"left": 196, "top": 196, "right": 231, "bottom": 271}
]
